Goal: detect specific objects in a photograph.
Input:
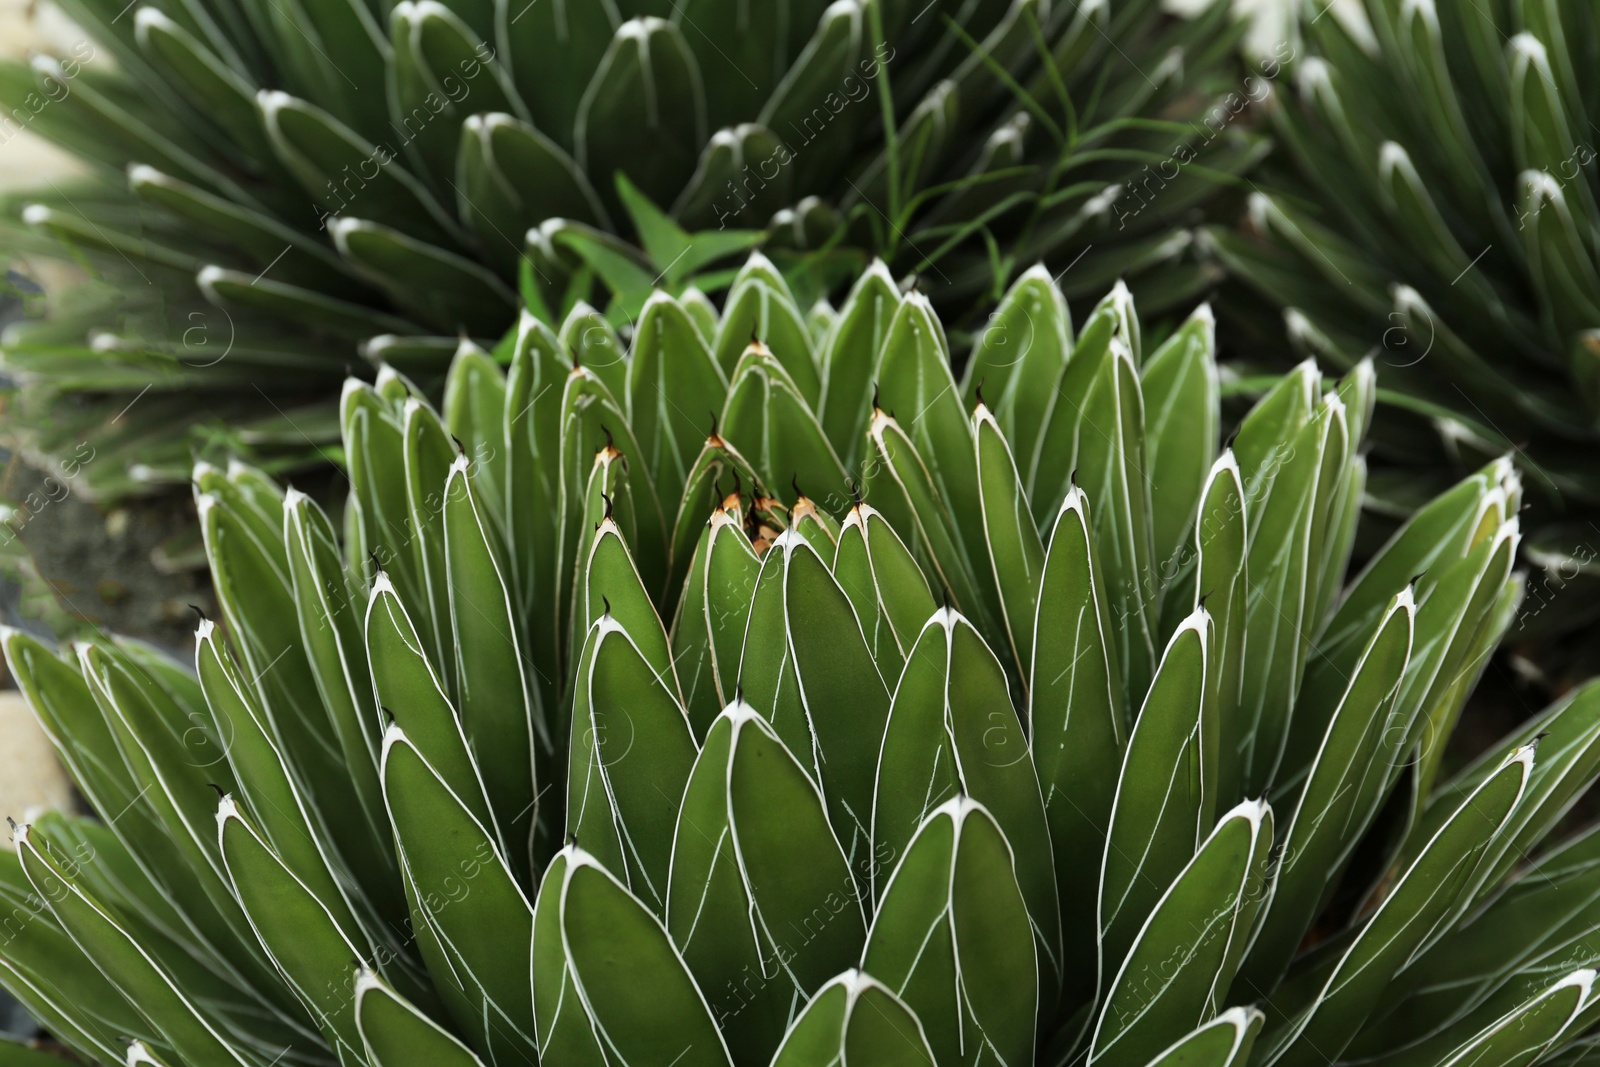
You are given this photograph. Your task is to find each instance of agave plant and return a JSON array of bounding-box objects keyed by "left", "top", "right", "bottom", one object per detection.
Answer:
[
  {"left": 1201, "top": 0, "right": 1600, "bottom": 637},
  {"left": 4, "top": 260, "right": 1597, "bottom": 1067},
  {"left": 0, "top": 0, "right": 1261, "bottom": 505}
]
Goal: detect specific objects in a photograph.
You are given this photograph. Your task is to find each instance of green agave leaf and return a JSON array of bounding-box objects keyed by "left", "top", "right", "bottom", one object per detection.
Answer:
[
  {"left": 1238, "top": 588, "right": 1415, "bottom": 994},
  {"left": 872, "top": 606, "right": 1062, "bottom": 998},
  {"left": 128, "top": 164, "right": 357, "bottom": 293},
  {"left": 628, "top": 291, "right": 729, "bottom": 513},
  {"left": 456, "top": 113, "right": 605, "bottom": 276},
  {"left": 877, "top": 293, "right": 999, "bottom": 622},
  {"left": 1100, "top": 608, "right": 1214, "bottom": 974},
  {"left": 818, "top": 260, "right": 901, "bottom": 463},
  {"left": 0, "top": 839, "right": 158, "bottom": 1065},
  {"left": 503, "top": 312, "right": 571, "bottom": 707},
  {"left": 1029, "top": 484, "right": 1124, "bottom": 1004},
  {"left": 442, "top": 454, "right": 544, "bottom": 880},
  {"left": 1190, "top": 453, "right": 1248, "bottom": 808},
  {"left": 670, "top": 503, "right": 760, "bottom": 739},
  {"left": 756, "top": 0, "right": 871, "bottom": 190},
  {"left": 329, "top": 217, "right": 517, "bottom": 335},
  {"left": 672, "top": 123, "right": 794, "bottom": 232},
  {"left": 665, "top": 429, "right": 761, "bottom": 604},
  {"left": 195, "top": 620, "right": 374, "bottom": 951},
  {"left": 1076, "top": 330, "right": 1157, "bottom": 704},
  {"left": 258, "top": 89, "right": 462, "bottom": 247},
  {"left": 788, "top": 494, "right": 841, "bottom": 556},
  {"left": 770, "top": 969, "right": 938, "bottom": 1067},
  {"left": 1141, "top": 304, "right": 1218, "bottom": 576},
  {"left": 720, "top": 343, "right": 850, "bottom": 517},
  {"left": 1090, "top": 800, "right": 1274, "bottom": 1067},
  {"left": 1374, "top": 968, "right": 1598, "bottom": 1067},
  {"left": 581, "top": 516, "right": 678, "bottom": 687},
  {"left": 960, "top": 266, "right": 1072, "bottom": 475},
  {"left": 576, "top": 17, "right": 705, "bottom": 216},
  {"left": 738, "top": 530, "right": 892, "bottom": 879},
  {"left": 1143, "top": 1008, "right": 1265, "bottom": 1067},
  {"left": 131, "top": 9, "right": 274, "bottom": 166},
  {"left": 666, "top": 705, "right": 867, "bottom": 1064},
  {"left": 974, "top": 400, "right": 1045, "bottom": 686},
  {"left": 1263, "top": 745, "right": 1535, "bottom": 1067},
  {"left": 365, "top": 572, "right": 499, "bottom": 840},
  {"left": 567, "top": 613, "right": 698, "bottom": 913},
  {"left": 441, "top": 342, "right": 509, "bottom": 518},
  {"left": 533, "top": 846, "right": 733, "bottom": 1067},
  {"left": 380, "top": 725, "right": 538, "bottom": 1066},
  {"left": 831, "top": 501, "right": 938, "bottom": 683},
  {"left": 558, "top": 302, "right": 629, "bottom": 401},
  {"left": 215, "top": 797, "right": 367, "bottom": 1067},
  {"left": 388, "top": 0, "right": 520, "bottom": 192},
  {"left": 863, "top": 409, "right": 988, "bottom": 623},
  {"left": 714, "top": 276, "right": 821, "bottom": 404},
  {"left": 14, "top": 823, "right": 258, "bottom": 1067},
  {"left": 862, "top": 798, "right": 1037, "bottom": 1067},
  {"left": 356, "top": 968, "right": 486, "bottom": 1067},
  {"left": 283, "top": 489, "right": 386, "bottom": 851},
  {"left": 1237, "top": 388, "right": 1345, "bottom": 796},
  {"left": 401, "top": 395, "right": 457, "bottom": 686},
  {"left": 1318, "top": 459, "right": 1508, "bottom": 671}
]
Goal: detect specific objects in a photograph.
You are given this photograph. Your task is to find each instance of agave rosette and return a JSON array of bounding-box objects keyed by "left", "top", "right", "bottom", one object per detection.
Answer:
[
  {"left": 3, "top": 259, "right": 1597, "bottom": 1067},
  {"left": 0, "top": 0, "right": 1261, "bottom": 502},
  {"left": 1202, "top": 0, "right": 1600, "bottom": 636}
]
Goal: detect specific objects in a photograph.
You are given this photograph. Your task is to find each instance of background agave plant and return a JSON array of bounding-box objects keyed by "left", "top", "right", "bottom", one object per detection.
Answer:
[
  {"left": 1200, "top": 0, "right": 1600, "bottom": 644},
  {"left": 0, "top": 0, "right": 1263, "bottom": 506},
  {"left": 4, "top": 261, "right": 1597, "bottom": 1067}
]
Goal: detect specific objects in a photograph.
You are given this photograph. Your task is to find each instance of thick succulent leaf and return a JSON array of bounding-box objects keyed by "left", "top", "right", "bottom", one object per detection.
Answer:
[
  {"left": 872, "top": 607, "right": 1062, "bottom": 998},
  {"left": 356, "top": 969, "right": 486, "bottom": 1067},
  {"left": 670, "top": 505, "right": 760, "bottom": 738},
  {"left": 1192, "top": 454, "right": 1248, "bottom": 809},
  {"left": 770, "top": 969, "right": 938, "bottom": 1067},
  {"left": 863, "top": 409, "right": 989, "bottom": 624},
  {"left": 1237, "top": 389, "right": 1345, "bottom": 796},
  {"left": 1091, "top": 801, "right": 1274, "bottom": 1067},
  {"left": 720, "top": 342, "right": 847, "bottom": 506},
  {"left": 832, "top": 502, "right": 938, "bottom": 682},
  {"left": 1140, "top": 305, "right": 1218, "bottom": 576},
  {"left": 1262, "top": 746, "right": 1534, "bottom": 1067},
  {"left": 567, "top": 615, "right": 698, "bottom": 913},
  {"left": 738, "top": 530, "right": 892, "bottom": 879},
  {"left": 1238, "top": 589, "right": 1415, "bottom": 993},
  {"left": 534, "top": 847, "right": 733, "bottom": 1067},
  {"left": 443, "top": 454, "right": 543, "bottom": 881},
  {"left": 877, "top": 293, "right": 1000, "bottom": 626},
  {"left": 366, "top": 572, "right": 500, "bottom": 842},
  {"left": 380, "top": 726, "right": 538, "bottom": 1066},
  {"left": 713, "top": 274, "right": 820, "bottom": 404},
  {"left": 862, "top": 798, "right": 1037, "bottom": 1067},
  {"left": 14, "top": 824, "right": 258, "bottom": 1067},
  {"left": 628, "top": 291, "right": 729, "bottom": 513},
  {"left": 282, "top": 489, "right": 394, "bottom": 884},
  {"left": 666, "top": 706, "right": 866, "bottom": 1064},
  {"left": 818, "top": 260, "right": 901, "bottom": 463},
  {"left": 576, "top": 17, "right": 705, "bottom": 216},
  {"left": 1142, "top": 1008, "right": 1264, "bottom": 1067},
  {"left": 1100, "top": 609, "right": 1214, "bottom": 973},
  {"left": 961, "top": 264, "right": 1072, "bottom": 488},
  {"left": 975, "top": 402, "right": 1045, "bottom": 683},
  {"left": 1029, "top": 485, "right": 1124, "bottom": 1002},
  {"left": 215, "top": 798, "right": 366, "bottom": 1066}
]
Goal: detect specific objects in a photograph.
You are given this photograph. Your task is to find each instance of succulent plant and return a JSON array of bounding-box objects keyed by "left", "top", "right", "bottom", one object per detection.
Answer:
[
  {"left": 4, "top": 260, "right": 1596, "bottom": 1067},
  {"left": 0, "top": 0, "right": 1262, "bottom": 505},
  {"left": 1200, "top": 0, "right": 1600, "bottom": 638}
]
